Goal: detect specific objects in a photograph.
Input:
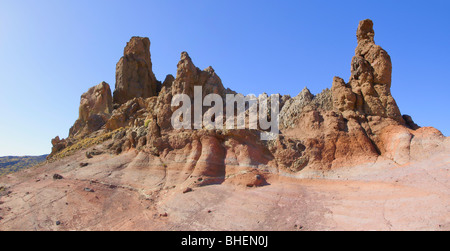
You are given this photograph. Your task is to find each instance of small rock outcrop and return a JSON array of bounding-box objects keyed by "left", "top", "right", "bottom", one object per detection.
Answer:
[
  {"left": 69, "top": 82, "right": 113, "bottom": 138},
  {"left": 49, "top": 136, "right": 67, "bottom": 158},
  {"left": 280, "top": 87, "right": 314, "bottom": 129}
]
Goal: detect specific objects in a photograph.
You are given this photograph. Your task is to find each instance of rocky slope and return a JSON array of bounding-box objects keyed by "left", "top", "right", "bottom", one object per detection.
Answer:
[{"left": 0, "top": 20, "right": 448, "bottom": 231}]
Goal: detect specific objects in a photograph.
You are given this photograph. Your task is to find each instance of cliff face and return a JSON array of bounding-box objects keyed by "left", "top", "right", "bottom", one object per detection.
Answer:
[{"left": 48, "top": 19, "right": 447, "bottom": 182}]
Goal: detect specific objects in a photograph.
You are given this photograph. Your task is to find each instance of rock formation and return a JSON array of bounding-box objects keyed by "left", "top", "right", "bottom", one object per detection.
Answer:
[
  {"left": 4, "top": 19, "right": 448, "bottom": 231},
  {"left": 49, "top": 136, "right": 67, "bottom": 157},
  {"left": 48, "top": 19, "right": 447, "bottom": 181},
  {"left": 113, "top": 37, "right": 159, "bottom": 105},
  {"left": 69, "top": 81, "right": 113, "bottom": 138},
  {"left": 351, "top": 19, "right": 403, "bottom": 123},
  {"left": 172, "top": 52, "right": 227, "bottom": 98},
  {"left": 154, "top": 51, "right": 234, "bottom": 131},
  {"left": 330, "top": 19, "right": 403, "bottom": 124}
]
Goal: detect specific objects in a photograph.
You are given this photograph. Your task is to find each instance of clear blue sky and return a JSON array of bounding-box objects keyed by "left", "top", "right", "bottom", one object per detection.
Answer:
[{"left": 0, "top": 0, "right": 449, "bottom": 156}]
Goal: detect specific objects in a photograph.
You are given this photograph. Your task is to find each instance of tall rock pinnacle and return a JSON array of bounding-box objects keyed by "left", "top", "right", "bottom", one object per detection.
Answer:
[
  {"left": 332, "top": 19, "right": 404, "bottom": 123},
  {"left": 113, "top": 37, "right": 158, "bottom": 105}
]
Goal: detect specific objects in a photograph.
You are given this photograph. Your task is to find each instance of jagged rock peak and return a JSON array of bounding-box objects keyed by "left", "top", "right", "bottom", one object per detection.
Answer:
[
  {"left": 176, "top": 51, "right": 198, "bottom": 83},
  {"left": 299, "top": 87, "right": 313, "bottom": 98},
  {"left": 180, "top": 51, "right": 191, "bottom": 61},
  {"left": 124, "top": 36, "right": 152, "bottom": 57},
  {"left": 357, "top": 19, "right": 375, "bottom": 43},
  {"left": 162, "top": 74, "right": 175, "bottom": 89},
  {"left": 113, "top": 36, "right": 158, "bottom": 105},
  {"left": 45, "top": 18, "right": 443, "bottom": 182},
  {"left": 172, "top": 51, "right": 227, "bottom": 97},
  {"left": 279, "top": 87, "right": 315, "bottom": 129}
]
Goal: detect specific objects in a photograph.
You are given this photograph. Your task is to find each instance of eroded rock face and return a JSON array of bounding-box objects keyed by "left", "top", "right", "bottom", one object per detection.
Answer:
[
  {"left": 69, "top": 82, "right": 113, "bottom": 138},
  {"left": 113, "top": 37, "right": 158, "bottom": 105},
  {"left": 403, "top": 115, "right": 420, "bottom": 130}
]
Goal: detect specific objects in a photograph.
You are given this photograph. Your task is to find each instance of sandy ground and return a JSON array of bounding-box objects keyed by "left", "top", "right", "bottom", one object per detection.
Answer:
[{"left": 0, "top": 145, "right": 448, "bottom": 231}]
